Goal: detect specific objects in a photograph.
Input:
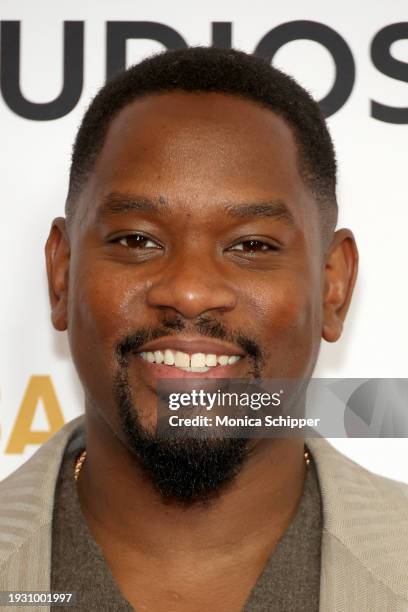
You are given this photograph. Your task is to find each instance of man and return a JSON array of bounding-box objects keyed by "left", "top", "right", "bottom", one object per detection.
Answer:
[{"left": 0, "top": 47, "right": 407, "bottom": 611}]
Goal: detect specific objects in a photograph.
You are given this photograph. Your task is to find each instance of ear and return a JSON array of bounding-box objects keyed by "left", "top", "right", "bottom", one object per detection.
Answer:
[
  {"left": 322, "top": 228, "right": 358, "bottom": 343},
  {"left": 45, "top": 217, "right": 70, "bottom": 331}
]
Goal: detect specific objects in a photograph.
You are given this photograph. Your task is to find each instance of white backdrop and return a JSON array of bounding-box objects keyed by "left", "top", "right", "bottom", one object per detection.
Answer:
[{"left": 1, "top": 0, "right": 407, "bottom": 481}]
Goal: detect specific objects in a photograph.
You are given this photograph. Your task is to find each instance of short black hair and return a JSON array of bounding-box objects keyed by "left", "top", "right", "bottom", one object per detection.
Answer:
[{"left": 66, "top": 46, "right": 337, "bottom": 232}]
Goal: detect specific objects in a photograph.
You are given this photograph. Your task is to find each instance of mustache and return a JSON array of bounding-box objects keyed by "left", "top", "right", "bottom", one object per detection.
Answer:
[{"left": 116, "top": 315, "right": 263, "bottom": 365}]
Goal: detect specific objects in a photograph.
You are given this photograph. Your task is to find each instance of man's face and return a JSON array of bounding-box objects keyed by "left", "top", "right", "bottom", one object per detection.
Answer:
[{"left": 47, "top": 92, "right": 355, "bottom": 500}]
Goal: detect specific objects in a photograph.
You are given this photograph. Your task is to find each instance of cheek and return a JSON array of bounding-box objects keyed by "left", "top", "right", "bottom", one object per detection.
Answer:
[
  {"left": 69, "top": 263, "right": 144, "bottom": 338},
  {"left": 248, "top": 274, "right": 322, "bottom": 375},
  {"left": 66, "top": 260, "right": 147, "bottom": 394}
]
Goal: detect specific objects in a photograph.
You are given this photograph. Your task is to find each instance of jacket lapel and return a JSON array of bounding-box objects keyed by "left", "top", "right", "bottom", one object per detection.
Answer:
[
  {"left": 0, "top": 417, "right": 83, "bottom": 610},
  {"left": 307, "top": 437, "right": 408, "bottom": 611}
]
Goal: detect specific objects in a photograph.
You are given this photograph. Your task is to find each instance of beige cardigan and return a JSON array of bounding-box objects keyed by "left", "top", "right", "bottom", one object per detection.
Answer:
[{"left": 0, "top": 417, "right": 407, "bottom": 611}]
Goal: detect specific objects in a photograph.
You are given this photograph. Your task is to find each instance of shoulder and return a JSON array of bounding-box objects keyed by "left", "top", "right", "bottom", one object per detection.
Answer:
[
  {"left": 308, "top": 437, "right": 408, "bottom": 507},
  {"left": 0, "top": 417, "right": 85, "bottom": 590},
  {"left": 308, "top": 437, "right": 408, "bottom": 609},
  {"left": 0, "top": 416, "right": 85, "bottom": 494}
]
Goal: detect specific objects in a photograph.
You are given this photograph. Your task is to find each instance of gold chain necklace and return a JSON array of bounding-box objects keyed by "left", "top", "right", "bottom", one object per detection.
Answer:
[
  {"left": 74, "top": 449, "right": 87, "bottom": 481},
  {"left": 74, "top": 447, "right": 311, "bottom": 481}
]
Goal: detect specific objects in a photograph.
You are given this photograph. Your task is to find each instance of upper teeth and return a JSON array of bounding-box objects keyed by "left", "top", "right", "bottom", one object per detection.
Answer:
[{"left": 139, "top": 349, "right": 241, "bottom": 369}]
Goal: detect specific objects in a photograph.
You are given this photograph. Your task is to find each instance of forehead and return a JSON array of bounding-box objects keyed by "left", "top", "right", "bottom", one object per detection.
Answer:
[{"left": 81, "top": 91, "right": 314, "bottom": 227}]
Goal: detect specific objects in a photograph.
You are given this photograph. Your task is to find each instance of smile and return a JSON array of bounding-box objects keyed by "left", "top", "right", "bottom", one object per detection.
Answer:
[{"left": 139, "top": 349, "right": 242, "bottom": 373}]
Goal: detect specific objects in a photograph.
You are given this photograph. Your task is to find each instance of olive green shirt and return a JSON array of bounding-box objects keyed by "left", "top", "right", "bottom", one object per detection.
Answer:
[{"left": 51, "top": 440, "right": 322, "bottom": 611}]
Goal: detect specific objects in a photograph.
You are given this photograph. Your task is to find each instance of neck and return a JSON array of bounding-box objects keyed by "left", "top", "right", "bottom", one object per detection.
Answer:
[{"left": 77, "top": 408, "right": 307, "bottom": 562}]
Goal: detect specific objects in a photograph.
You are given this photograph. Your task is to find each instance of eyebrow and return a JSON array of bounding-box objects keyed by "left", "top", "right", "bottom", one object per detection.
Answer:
[
  {"left": 225, "top": 200, "right": 296, "bottom": 226},
  {"left": 97, "top": 193, "right": 169, "bottom": 217},
  {"left": 97, "top": 192, "right": 296, "bottom": 227}
]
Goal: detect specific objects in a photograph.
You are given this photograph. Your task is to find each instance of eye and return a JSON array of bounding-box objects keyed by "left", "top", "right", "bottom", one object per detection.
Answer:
[
  {"left": 229, "top": 239, "right": 279, "bottom": 253},
  {"left": 115, "top": 233, "right": 162, "bottom": 250}
]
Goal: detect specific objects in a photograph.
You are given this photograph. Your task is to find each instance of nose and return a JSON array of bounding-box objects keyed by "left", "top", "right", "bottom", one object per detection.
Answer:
[{"left": 146, "top": 252, "right": 238, "bottom": 319}]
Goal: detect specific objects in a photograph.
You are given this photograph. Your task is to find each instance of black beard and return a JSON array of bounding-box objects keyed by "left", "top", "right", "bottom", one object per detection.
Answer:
[
  {"left": 113, "top": 319, "right": 264, "bottom": 505},
  {"left": 113, "top": 366, "right": 250, "bottom": 506}
]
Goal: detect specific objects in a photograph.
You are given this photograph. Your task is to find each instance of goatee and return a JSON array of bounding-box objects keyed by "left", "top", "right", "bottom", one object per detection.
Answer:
[{"left": 114, "top": 367, "right": 249, "bottom": 505}]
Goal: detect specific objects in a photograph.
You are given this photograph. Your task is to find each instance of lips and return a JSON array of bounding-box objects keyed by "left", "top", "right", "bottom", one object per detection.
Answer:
[
  {"left": 136, "top": 336, "right": 244, "bottom": 376},
  {"left": 140, "top": 349, "right": 241, "bottom": 372},
  {"left": 137, "top": 336, "right": 245, "bottom": 356}
]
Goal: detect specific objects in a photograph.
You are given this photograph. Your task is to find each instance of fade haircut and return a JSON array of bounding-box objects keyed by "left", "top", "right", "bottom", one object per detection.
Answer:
[{"left": 66, "top": 46, "right": 338, "bottom": 233}]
